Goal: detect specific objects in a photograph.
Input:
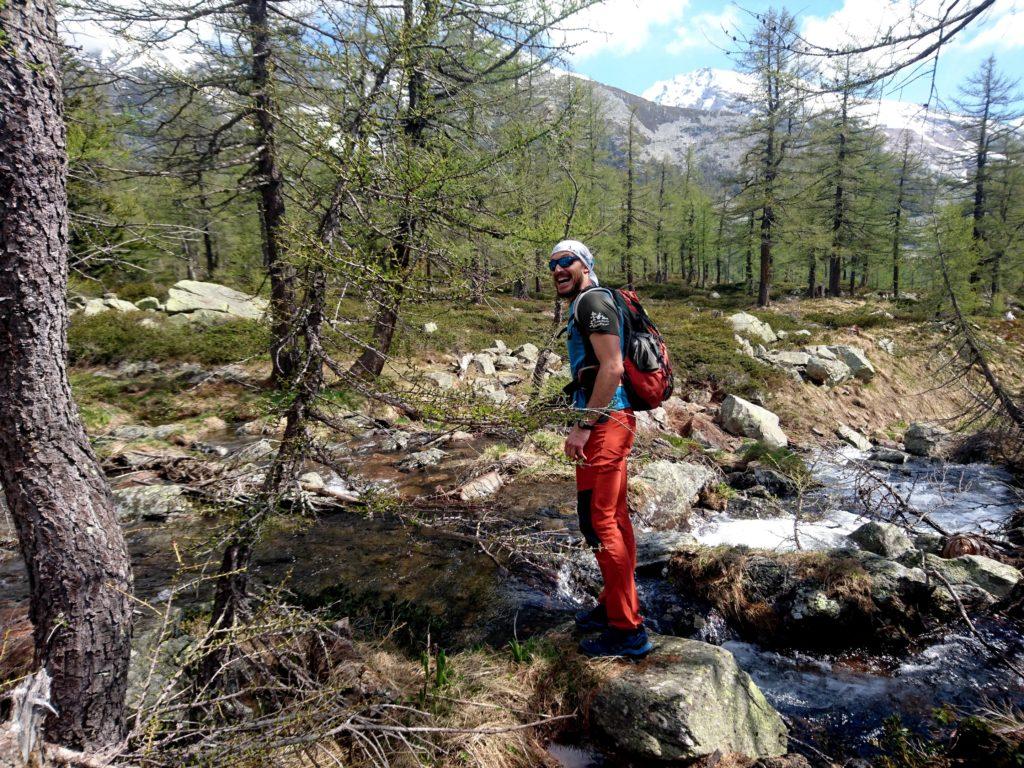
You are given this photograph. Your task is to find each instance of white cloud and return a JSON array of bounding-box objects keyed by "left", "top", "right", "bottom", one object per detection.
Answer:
[
  {"left": 665, "top": 5, "right": 739, "bottom": 54},
  {"left": 955, "top": 0, "right": 1024, "bottom": 50},
  {"left": 556, "top": 0, "right": 691, "bottom": 60}
]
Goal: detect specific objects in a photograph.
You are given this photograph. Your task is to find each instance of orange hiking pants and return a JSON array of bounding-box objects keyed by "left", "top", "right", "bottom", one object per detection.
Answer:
[{"left": 576, "top": 409, "right": 640, "bottom": 630}]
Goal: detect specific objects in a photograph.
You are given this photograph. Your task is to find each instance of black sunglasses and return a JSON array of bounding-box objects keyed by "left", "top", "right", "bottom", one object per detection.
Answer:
[{"left": 548, "top": 254, "right": 579, "bottom": 271}]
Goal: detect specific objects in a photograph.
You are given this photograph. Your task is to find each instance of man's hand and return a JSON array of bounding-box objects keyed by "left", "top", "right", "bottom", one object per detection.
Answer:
[{"left": 564, "top": 424, "right": 591, "bottom": 462}]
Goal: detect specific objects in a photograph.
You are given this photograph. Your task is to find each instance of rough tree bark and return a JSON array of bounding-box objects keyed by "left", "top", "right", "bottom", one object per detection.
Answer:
[
  {"left": 248, "top": 0, "right": 299, "bottom": 384},
  {"left": 0, "top": 0, "right": 134, "bottom": 750}
]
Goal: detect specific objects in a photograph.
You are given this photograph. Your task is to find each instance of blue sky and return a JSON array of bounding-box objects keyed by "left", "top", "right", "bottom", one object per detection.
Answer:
[{"left": 561, "top": 0, "right": 1024, "bottom": 108}]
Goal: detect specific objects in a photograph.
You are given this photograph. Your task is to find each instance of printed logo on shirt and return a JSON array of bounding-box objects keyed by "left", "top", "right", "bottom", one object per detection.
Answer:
[{"left": 588, "top": 311, "right": 610, "bottom": 330}]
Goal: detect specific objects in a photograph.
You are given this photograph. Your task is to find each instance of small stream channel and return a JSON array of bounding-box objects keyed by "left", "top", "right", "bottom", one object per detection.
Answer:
[{"left": 1, "top": 432, "right": 1022, "bottom": 763}]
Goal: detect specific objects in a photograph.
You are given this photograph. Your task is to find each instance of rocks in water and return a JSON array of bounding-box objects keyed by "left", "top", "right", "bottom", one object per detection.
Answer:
[
  {"left": 829, "top": 345, "right": 876, "bottom": 382},
  {"left": 164, "top": 280, "right": 268, "bottom": 321},
  {"left": 848, "top": 521, "right": 914, "bottom": 559},
  {"left": 230, "top": 438, "right": 279, "bottom": 464},
  {"left": 904, "top": 422, "right": 952, "bottom": 457},
  {"left": 635, "top": 531, "right": 698, "bottom": 569},
  {"left": 925, "top": 553, "right": 1021, "bottom": 601},
  {"left": 590, "top": 635, "right": 788, "bottom": 763},
  {"left": 398, "top": 448, "right": 447, "bottom": 471},
  {"left": 805, "top": 356, "right": 852, "bottom": 386},
  {"left": 870, "top": 446, "right": 910, "bottom": 464},
  {"left": 835, "top": 423, "right": 872, "bottom": 452},
  {"left": 728, "top": 312, "right": 778, "bottom": 343},
  {"left": 631, "top": 460, "right": 717, "bottom": 529},
  {"left": 381, "top": 431, "right": 411, "bottom": 452},
  {"left": 719, "top": 395, "right": 788, "bottom": 449},
  {"left": 458, "top": 470, "right": 503, "bottom": 502},
  {"left": 727, "top": 467, "right": 798, "bottom": 498},
  {"left": 113, "top": 484, "right": 193, "bottom": 523}
]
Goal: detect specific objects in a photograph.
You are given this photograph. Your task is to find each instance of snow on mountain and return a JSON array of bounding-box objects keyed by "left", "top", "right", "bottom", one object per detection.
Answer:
[{"left": 642, "top": 68, "right": 755, "bottom": 113}]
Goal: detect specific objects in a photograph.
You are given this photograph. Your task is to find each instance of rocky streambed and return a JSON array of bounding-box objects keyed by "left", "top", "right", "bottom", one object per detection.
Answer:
[{"left": 2, "top": 400, "right": 1023, "bottom": 765}]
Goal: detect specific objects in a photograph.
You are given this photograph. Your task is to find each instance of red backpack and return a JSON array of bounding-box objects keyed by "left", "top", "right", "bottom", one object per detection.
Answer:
[{"left": 572, "top": 288, "right": 674, "bottom": 412}]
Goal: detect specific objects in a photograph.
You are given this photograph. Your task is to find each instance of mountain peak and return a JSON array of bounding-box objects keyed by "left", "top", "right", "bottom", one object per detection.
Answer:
[{"left": 642, "top": 68, "right": 754, "bottom": 112}]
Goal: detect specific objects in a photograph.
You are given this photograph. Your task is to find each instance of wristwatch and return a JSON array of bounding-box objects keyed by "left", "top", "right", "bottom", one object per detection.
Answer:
[{"left": 577, "top": 421, "right": 594, "bottom": 430}]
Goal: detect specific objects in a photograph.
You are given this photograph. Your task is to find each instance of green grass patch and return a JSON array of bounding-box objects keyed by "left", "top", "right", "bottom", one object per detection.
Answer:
[
  {"left": 69, "top": 313, "right": 269, "bottom": 365},
  {"left": 803, "top": 306, "right": 898, "bottom": 330},
  {"left": 742, "top": 442, "right": 810, "bottom": 482}
]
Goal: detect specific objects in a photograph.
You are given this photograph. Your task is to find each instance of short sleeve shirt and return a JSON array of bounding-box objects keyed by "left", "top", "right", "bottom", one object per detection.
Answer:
[{"left": 566, "top": 287, "right": 630, "bottom": 411}]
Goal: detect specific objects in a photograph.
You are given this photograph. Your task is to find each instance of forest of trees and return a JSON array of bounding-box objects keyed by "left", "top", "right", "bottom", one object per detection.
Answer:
[{"left": 2, "top": 0, "right": 1023, "bottom": 761}]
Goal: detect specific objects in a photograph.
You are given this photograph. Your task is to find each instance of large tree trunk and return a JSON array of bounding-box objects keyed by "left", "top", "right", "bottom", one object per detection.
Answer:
[
  {"left": 248, "top": 0, "right": 298, "bottom": 385},
  {"left": 0, "top": 0, "right": 133, "bottom": 750}
]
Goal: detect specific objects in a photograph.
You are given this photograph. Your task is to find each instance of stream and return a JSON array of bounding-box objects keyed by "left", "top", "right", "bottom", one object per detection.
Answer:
[{"left": 1, "top": 431, "right": 1023, "bottom": 763}]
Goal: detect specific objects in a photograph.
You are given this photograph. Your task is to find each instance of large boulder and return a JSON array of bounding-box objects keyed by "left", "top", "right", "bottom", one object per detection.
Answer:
[
  {"left": 848, "top": 521, "right": 914, "bottom": 559},
  {"left": 630, "top": 460, "right": 717, "bottom": 529},
  {"left": 164, "top": 280, "right": 268, "bottom": 320},
  {"left": 113, "top": 484, "right": 193, "bottom": 523},
  {"left": 805, "top": 356, "right": 852, "bottom": 386},
  {"left": 728, "top": 312, "right": 777, "bottom": 343},
  {"left": 925, "top": 554, "right": 1021, "bottom": 601},
  {"left": 591, "top": 636, "right": 788, "bottom": 763},
  {"left": 719, "top": 395, "right": 788, "bottom": 449},
  {"left": 828, "top": 345, "right": 876, "bottom": 382},
  {"left": 904, "top": 422, "right": 952, "bottom": 457}
]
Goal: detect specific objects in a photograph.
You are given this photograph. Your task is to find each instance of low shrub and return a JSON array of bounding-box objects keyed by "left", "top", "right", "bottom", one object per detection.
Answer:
[{"left": 69, "top": 313, "right": 269, "bottom": 365}]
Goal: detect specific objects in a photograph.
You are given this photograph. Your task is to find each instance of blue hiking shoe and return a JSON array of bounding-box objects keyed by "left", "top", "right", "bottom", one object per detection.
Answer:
[
  {"left": 574, "top": 603, "right": 608, "bottom": 632},
  {"left": 579, "top": 626, "right": 654, "bottom": 658}
]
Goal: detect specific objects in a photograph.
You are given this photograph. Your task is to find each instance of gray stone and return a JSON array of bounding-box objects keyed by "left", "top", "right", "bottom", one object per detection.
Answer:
[
  {"left": 299, "top": 472, "right": 325, "bottom": 491},
  {"left": 804, "top": 345, "right": 837, "bottom": 360},
  {"left": 398, "top": 448, "right": 447, "bottom": 471},
  {"left": 710, "top": 291, "right": 721, "bottom": 299},
  {"left": 805, "top": 356, "right": 852, "bottom": 386},
  {"left": 381, "top": 432, "right": 410, "bottom": 452},
  {"left": 631, "top": 460, "right": 717, "bottom": 529},
  {"left": 164, "top": 280, "right": 268, "bottom": 320},
  {"left": 424, "top": 371, "right": 458, "bottom": 390},
  {"left": 591, "top": 635, "right": 788, "bottom": 763},
  {"left": 230, "top": 438, "right": 279, "bottom": 464},
  {"left": 870, "top": 447, "right": 910, "bottom": 464},
  {"left": 497, "top": 372, "right": 524, "bottom": 387},
  {"left": 728, "top": 312, "right": 778, "bottom": 343},
  {"left": 925, "top": 553, "right": 1021, "bottom": 600},
  {"left": 719, "top": 395, "right": 788, "bottom": 449},
  {"left": 764, "top": 350, "right": 810, "bottom": 368},
  {"left": 728, "top": 467, "right": 798, "bottom": 498},
  {"left": 634, "top": 531, "right": 698, "bottom": 569},
  {"left": 513, "top": 343, "right": 539, "bottom": 362},
  {"left": 789, "top": 588, "right": 842, "bottom": 622},
  {"left": 470, "top": 353, "right": 496, "bottom": 376},
  {"left": 113, "top": 424, "right": 155, "bottom": 441},
  {"left": 793, "top": 329, "right": 812, "bottom": 337},
  {"left": 113, "top": 484, "right": 193, "bottom": 523},
  {"left": 494, "top": 355, "right": 520, "bottom": 370},
  {"left": 735, "top": 334, "right": 756, "bottom": 358},
  {"left": 82, "top": 296, "right": 140, "bottom": 316},
  {"left": 458, "top": 471, "right": 503, "bottom": 502},
  {"left": 877, "top": 338, "right": 896, "bottom": 355},
  {"left": 848, "top": 521, "right": 914, "bottom": 559},
  {"left": 835, "top": 423, "right": 872, "bottom": 451},
  {"left": 472, "top": 379, "right": 508, "bottom": 404},
  {"left": 828, "top": 345, "right": 876, "bottom": 382},
  {"left": 422, "top": 322, "right": 438, "bottom": 334},
  {"left": 904, "top": 422, "right": 951, "bottom": 457}
]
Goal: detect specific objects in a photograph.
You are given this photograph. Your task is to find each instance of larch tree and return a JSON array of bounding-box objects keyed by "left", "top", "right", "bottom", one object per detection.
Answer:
[{"left": 0, "top": 0, "right": 133, "bottom": 751}]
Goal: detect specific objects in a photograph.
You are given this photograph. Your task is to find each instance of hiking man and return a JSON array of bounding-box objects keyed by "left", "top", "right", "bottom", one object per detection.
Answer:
[{"left": 550, "top": 239, "right": 653, "bottom": 658}]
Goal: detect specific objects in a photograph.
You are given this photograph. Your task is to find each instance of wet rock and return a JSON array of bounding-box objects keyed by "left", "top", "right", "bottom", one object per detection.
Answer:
[
  {"left": 805, "top": 356, "right": 852, "bottom": 386},
  {"left": 425, "top": 371, "right": 458, "bottom": 390},
  {"left": 230, "top": 438, "right": 279, "bottom": 464},
  {"left": 113, "top": 484, "right": 193, "bottom": 523},
  {"left": 127, "top": 615, "right": 191, "bottom": 712},
  {"left": 590, "top": 635, "right": 788, "bottom": 763},
  {"left": 398, "top": 448, "right": 447, "bottom": 471},
  {"left": 631, "top": 460, "right": 717, "bottom": 529},
  {"left": 789, "top": 588, "right": 842, "bottom": 622},
  {"left": 835, "top": 423, "right": 872, "bottom": 451},
  {"left": 636, "top": 530, "right": 698, "bottom": 569},
  {"left": 728, "top": 312, "right": 778, "bottom": 343},
  {"left": 458, "top": 470, "right": 503, "bottom": 502},
  {"left": 870, "top": 447, "right": 910, "bottom": 464},
  {"left": 164, "top": 280, "right": 268, "bottom": 320},
  {"left": 925, "top": 553, "right": 1021, "bottom": 601},
  {"left": 904, "top": 422, "right": 952, "bottom": 457},
  {"left": 848, "top": 521, "right": 914, "bottom": 559},
  {"left": 754, "top": 757, "right": 813, "bottom": 768},
  {"left": 728, "top": 467, "right": 798, "bottom": 498},
  {"left": 829, "top": 345, "right": 876, "bottom": 382},
  {"left": 152, "top": 423, "right": 187, "bottom": 440},
  {"left": 719, "top": 395, "right": 788, "bottom": 449}
]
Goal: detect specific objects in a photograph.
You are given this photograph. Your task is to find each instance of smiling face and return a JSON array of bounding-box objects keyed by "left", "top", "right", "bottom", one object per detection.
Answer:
[{"left": 551, "top": 253, "right": 591, "bottom": 299}]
